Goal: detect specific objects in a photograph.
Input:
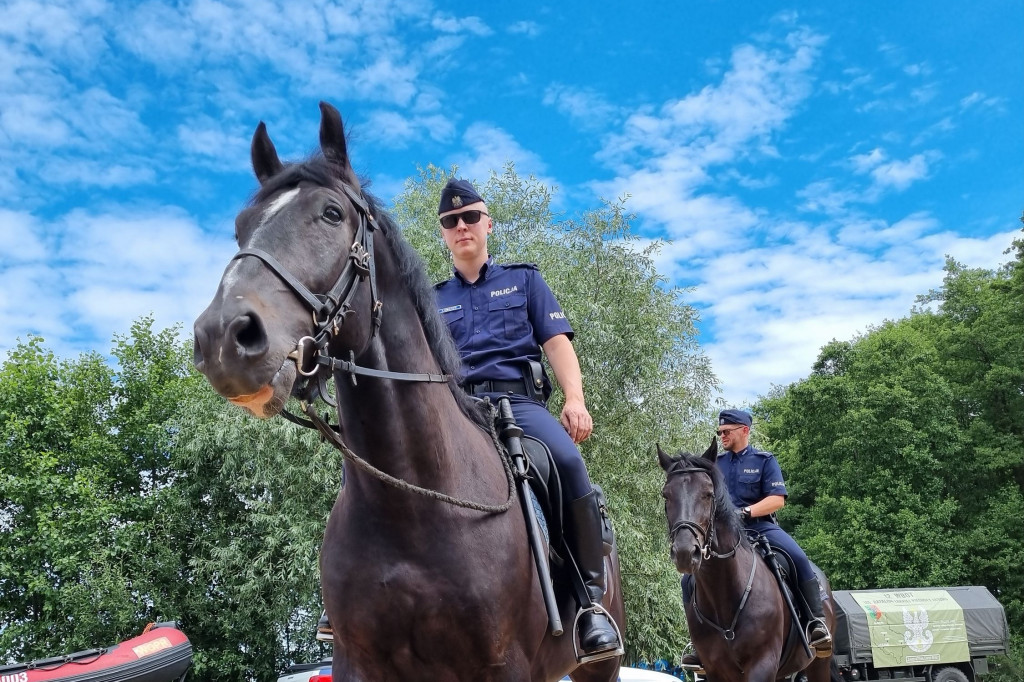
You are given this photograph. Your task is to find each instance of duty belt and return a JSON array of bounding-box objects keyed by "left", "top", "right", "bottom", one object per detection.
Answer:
[{"left": 463, "top": 379, "right": 531, "bottom": 397}]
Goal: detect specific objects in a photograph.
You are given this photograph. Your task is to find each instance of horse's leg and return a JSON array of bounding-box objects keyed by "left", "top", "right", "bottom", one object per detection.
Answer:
[
  {"left": 743, "top": 659, "right": 786, "bottom": 682},
  {"left": 802, "top": 655, "right": 837, "bottom": 682}
]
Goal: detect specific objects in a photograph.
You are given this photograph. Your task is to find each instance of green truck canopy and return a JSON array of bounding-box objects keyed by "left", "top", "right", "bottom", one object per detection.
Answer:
[{"left": 832, "top": 586, "right": 1009, "bottom": 668}]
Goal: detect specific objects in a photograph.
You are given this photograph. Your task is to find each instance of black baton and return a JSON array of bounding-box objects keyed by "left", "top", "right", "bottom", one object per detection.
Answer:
[{"left": 497, "top": 397, "right": 563, "bottom": 636}]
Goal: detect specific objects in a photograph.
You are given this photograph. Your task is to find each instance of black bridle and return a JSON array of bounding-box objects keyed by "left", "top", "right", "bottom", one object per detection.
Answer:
[
  {"left": 230, "top": 181, "right": 451, "bottom": 403},
  {"left": 228, "top": 180, "right": 515, "bottom": 513},
  {"left": 666, "top": 466, "right": 739, "bottom": 562},
  {"left": 666, "top": 464, "right": 755, "bottom": 643}
]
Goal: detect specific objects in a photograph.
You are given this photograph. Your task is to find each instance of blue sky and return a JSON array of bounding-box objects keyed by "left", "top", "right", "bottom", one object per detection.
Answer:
[{"left": 2, "top": 1, "right": 1021, "bottom": 407}]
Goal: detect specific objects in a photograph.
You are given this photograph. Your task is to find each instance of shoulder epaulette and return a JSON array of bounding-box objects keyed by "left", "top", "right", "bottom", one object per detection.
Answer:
[
  {"left": 434, "top": 279, "right": 450, "bottom": 289},
  {"left": 502, "top": 262, "right": 539, "bottom": 271}
]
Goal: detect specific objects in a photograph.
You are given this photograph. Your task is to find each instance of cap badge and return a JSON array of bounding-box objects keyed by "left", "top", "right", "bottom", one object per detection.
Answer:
[{"left": 452, "top": 195, "right": 463, "bottom": 208}]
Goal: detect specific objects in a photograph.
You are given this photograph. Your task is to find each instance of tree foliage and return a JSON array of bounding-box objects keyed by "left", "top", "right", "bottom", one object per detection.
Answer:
[
  {"left": 0, "top": 321, "right": 339, "bottom": 679},
  {"left": 756, "top": 227, "right": 1024, "bottom": 671}
]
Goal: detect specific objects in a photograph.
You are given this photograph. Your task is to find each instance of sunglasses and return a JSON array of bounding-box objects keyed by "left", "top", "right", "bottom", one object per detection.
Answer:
[
  {"left": 716, "top": 426, "right": 745, "bottom": 436},
  {"left": 440, "top": 210, "right": 490, "bottom": 230}
]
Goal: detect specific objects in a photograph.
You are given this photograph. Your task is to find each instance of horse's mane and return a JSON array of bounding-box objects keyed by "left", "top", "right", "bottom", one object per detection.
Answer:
[
  {"left": 250, "top": 155, "right": 491, "bottom": 430},
  {"left": 363, "top": 192, "right": 492, "bottom": 429},
  {"left": 665, "top": 450, "right": 744, "bottom": 538}
]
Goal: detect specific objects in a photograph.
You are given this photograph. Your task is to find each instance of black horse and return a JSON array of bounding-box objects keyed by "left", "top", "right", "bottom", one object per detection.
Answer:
[
  {"left": 658, "top": 440, "right": 840, "bottom": 682},
  {"left": 193, "top": 102, "right": 625, "bottom": 681}
]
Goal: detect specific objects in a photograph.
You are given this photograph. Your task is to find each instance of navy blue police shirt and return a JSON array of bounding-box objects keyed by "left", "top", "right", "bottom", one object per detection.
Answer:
[
  {"left": 434, "top": 258, "right": 573, "bottom": 397},
  {"left": 716, "top": 445, "right": 788, "bottom": 510}
]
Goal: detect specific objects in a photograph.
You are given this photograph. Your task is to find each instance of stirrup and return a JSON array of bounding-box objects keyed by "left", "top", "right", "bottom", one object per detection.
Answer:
[
  {"left": 572, "top": 604, "right": 624, "bottom": 664},
  {"left": 316, "top": 613, "right": 333, "bottom": 643},
  {"left": 807, "top": 621, "right": 832, "bottom": 658},
  {"left": 679, "top": 655, "right": 702, "bottom": 670}
]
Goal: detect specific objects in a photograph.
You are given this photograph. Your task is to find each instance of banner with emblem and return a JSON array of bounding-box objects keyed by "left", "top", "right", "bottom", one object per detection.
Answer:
[{"left": 849, "top": 589, "right": 970, "bottom": 667}]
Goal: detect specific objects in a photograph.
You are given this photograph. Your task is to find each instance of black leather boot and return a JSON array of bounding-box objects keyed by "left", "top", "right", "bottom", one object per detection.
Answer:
[
  {"left": 567, "top": 490, "right": 623, "bottom": 662},
  {"left": 316, "top": 611, "right": 333, "bottom": 642},
  {"left": 799, "top": 579, "right": 833, "bottom": 658}
]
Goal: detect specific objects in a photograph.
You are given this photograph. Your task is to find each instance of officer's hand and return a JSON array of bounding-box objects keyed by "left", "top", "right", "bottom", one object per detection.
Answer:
[{"left": 560, "top": 398, "right": 593, "bottom": 444}]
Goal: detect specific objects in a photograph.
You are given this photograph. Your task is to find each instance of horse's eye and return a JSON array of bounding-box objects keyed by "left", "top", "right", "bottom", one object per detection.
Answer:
[{"left": 322, "top": 206, "right": 343, "bottom": 224}]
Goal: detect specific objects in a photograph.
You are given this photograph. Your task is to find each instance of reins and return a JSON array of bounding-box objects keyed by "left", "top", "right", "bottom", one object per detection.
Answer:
[
  {"left": 300, "top": 401, "right": 515, "bottom": 514},
  {"left": 233, "top": 181, "right": 515, "bottom": 514}
]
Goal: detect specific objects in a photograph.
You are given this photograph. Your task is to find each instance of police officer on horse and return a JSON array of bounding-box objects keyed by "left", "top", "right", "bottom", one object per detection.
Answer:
[
  {"left": 315, "top": 179, "right": 623, "bottom": 660},
  {"left": 681, "top": 408, "right": 832, "bottom": 667},
  {"left": 432, "top": 178, "right": 622, "bottom": 661}
]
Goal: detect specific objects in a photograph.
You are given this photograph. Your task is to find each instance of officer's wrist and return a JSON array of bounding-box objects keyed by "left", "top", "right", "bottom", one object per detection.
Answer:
[{"left": 742, "top": 506, "right": 752, "bottom": 521}]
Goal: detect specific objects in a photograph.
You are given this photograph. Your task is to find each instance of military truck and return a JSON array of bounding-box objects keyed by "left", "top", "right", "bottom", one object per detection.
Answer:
[{"left": 831, "top": 586, "right": 1010, "bottom": 682}]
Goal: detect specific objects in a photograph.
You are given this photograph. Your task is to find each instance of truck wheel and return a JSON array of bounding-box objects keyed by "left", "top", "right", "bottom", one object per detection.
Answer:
[{"left": 932, "top": 666, "right": 970, "bottom": 682}]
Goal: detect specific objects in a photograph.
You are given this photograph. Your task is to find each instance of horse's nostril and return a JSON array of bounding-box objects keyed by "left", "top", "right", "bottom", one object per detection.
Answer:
[
  {"left": 193, "top": 334, "right": 206, "bottom": 369},
  {"left": 228, "top": 313, "right": 269, "bottom": 358}
]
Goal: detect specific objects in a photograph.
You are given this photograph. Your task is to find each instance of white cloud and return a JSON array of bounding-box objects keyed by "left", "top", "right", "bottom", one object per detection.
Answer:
[
  {"left": 598, "top": 28, "right": 824, "bottom": 174},
  {"left": 454, "top": 123, "right": 550, "bottom": 185},
  {"left": 543, "top": 83, "right": 620, "bottom": 131},
  {"left": 431, "top": 14, "right": 492, "bottom": 36},
  {"left": 850, "top": 147, "right": 886, "bottom": 173},
  {"left": 870, "top": 152, "right": 936, "bottom": 191},
  {"left": 0, "top": 205, "right": 236, "bottom": 359},
  {"left": 356, "top": 109, "right": 456, "bottom": 148},
  {"left": 577, "top": 22, "right": 1016, "bottom": 407},
  {"left": 39, "top": 159, "right": 158, "bottom": 188},
  {"left": 0, "top": 210, "right": 48, "bottom": 263},
  {"left": 959, "top": 91, "right": 1005, "bottom": 112},
  {"left": 697, "top": 223, "right": 1020, "bottom": 405},
  {"left": 508, "top": 20, "right": 541, "bottom": 37}
]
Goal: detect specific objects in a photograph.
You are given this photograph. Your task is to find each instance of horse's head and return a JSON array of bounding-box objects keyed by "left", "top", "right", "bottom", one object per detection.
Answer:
[
  {"left": 193, "top": 102, "right": 377, "bottom": 417},
  {"left": 658, "top": 438, "right": 739, "bottom": 574}
]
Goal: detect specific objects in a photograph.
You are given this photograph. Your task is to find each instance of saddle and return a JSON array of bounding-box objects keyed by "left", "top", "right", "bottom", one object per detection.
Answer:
[{"left": 516, "top": 435, "right": 614, "bottom": 557}]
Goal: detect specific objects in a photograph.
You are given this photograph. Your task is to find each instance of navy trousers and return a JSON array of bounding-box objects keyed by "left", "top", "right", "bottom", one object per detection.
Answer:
[
  {"left": 481, "top": 393, "right": 593, "bottom": 500},
  {"left": 748, "top": 520, "right": 815, "bottom": 583}
]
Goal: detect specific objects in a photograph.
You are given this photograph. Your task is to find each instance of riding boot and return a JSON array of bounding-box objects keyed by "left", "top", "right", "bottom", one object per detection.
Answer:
[
  {"left": 680, "top": 652, "right": 702, "bottom": 667},
  {"left": 567, "top": 490, "right": 623, "bottom": 662},
  {"left": 799, "top": 579, "right": 833, "bottom": 658},
  {"left": 316, "top": 611, "right": 333, "bottom": 642}
]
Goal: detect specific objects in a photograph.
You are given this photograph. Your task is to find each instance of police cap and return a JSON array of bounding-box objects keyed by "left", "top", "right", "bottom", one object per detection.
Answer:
[
  {"left": 438, "top": 178, "right": 485, "bottom": 214},
  {"left": 718, "top": 409, "right": 752, "bottom": 427}
]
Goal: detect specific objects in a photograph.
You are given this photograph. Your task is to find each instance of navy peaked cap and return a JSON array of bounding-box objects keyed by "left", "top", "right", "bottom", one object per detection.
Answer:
[
  {"left": 438, "top": 178, "right": 484, "bottom": 214},
  {"left": 718, "top": 409, "right": 752, "bottom": 427}
]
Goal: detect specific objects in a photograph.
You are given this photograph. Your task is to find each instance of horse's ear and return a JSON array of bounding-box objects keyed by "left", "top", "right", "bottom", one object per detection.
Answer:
[
  {"left": 657, "top": 444, "right": 674, "bottom": 472},
  {"left": 251, "top": 121, "right": 283, "bottom": 184},
  {"left": 701, "top": 436, "right": 718, "bottom": 463},
  {"left": 319, "top": 101, "right": 349, "bottom": 167}
]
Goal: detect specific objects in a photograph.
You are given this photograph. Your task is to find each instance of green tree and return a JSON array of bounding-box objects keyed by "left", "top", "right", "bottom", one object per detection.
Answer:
[
  {"left": 756, "top": 225, "right": 1024, "bottom": 671},
  {"left": 161, "top": 371, "right": 342, "bottom": 680},
  {"left": 393, "top": 164, "right": 716, "bottom": 660},
  {"left": 758, "top": 320, "right": 969, "bottom": 590},
  {"left": 0, "top": 322, "right": 189, "bottom": 661}
]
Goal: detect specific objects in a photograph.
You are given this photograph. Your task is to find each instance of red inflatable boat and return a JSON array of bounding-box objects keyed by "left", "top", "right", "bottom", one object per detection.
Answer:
[{"left": 0, "top": 622, "right": 192, "bottom": 682}]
